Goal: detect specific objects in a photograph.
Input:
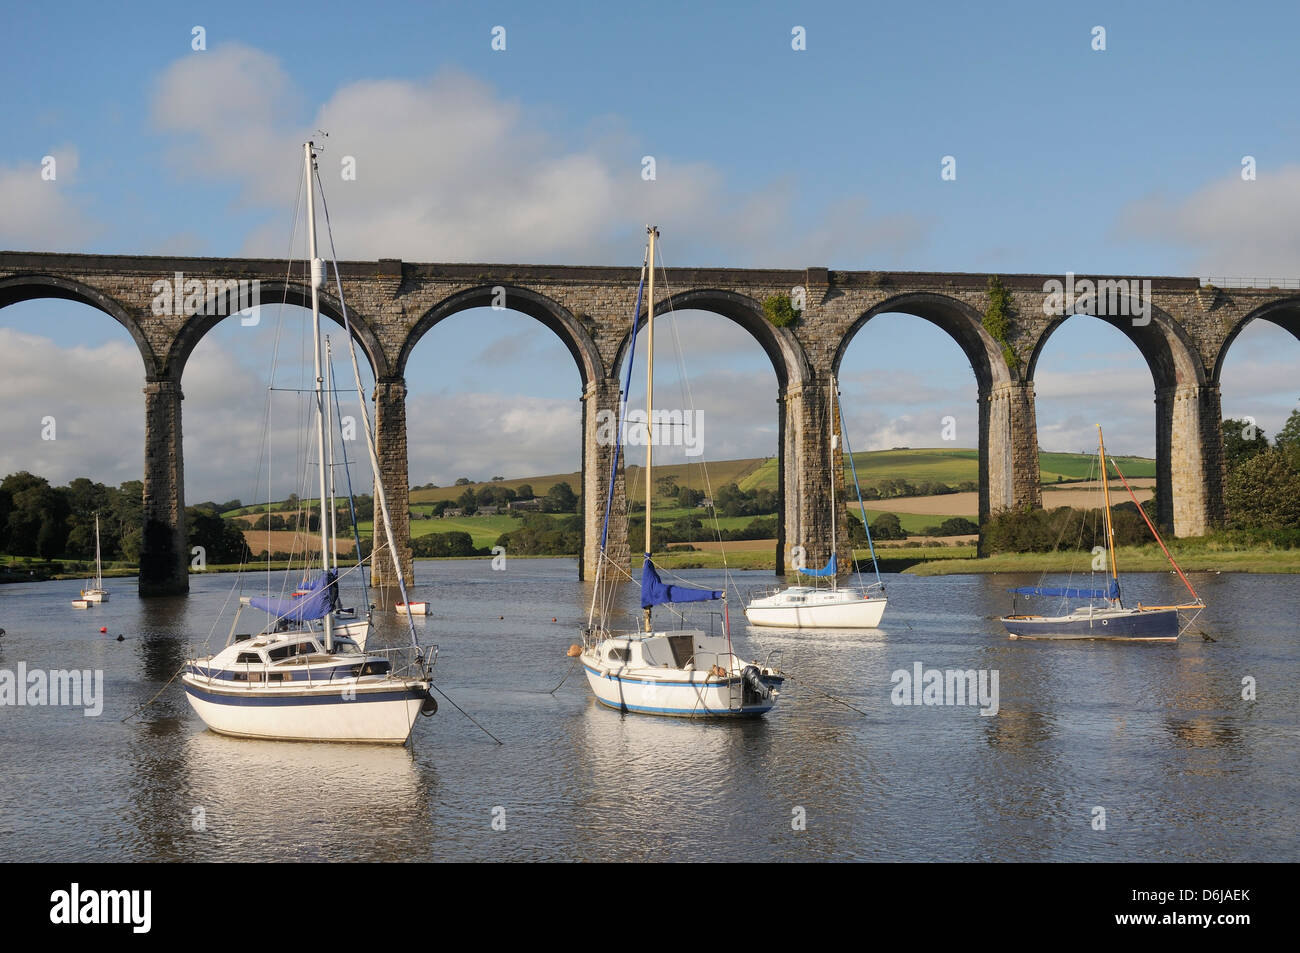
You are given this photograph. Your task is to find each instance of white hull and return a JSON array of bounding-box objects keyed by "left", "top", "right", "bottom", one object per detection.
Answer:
[
  {"left": 331, "top": 616, "right": 370, "bottom": 649},
  {"left": 745, "top": 589, "right": 887, "bottom": 629},
  {"left": 582, "top": 665, "right": 775, "bottom": 716},
  {"left": 81, "top": 589, "right": 109, "bottom": 603},
  {"left": 181, "top": 676, "right": 427, "bottom": 744},
  {"left": 395, "top": 603, "right": 428, "bottom": 616},
  {"left": 579, "top": 629, "right": 782, "bottom": 718}
]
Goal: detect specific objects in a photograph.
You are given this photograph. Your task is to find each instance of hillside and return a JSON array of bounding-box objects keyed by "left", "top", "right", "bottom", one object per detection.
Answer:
[
  {"left": 737, "top": 448, "right": 1156, "bottom": 494},
  {"left": 407, "top": 457, "right": 769, "bottom": 505}
]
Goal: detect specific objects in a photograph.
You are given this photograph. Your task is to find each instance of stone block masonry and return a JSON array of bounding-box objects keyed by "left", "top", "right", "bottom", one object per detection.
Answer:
[{"left": 3, "top": 252, "right": 1292, "bottom": 594}]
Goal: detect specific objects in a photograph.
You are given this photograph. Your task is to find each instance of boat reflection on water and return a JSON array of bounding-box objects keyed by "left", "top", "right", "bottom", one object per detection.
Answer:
[{"left": 179, "top": 730, "right": 433, "bottom": 860}]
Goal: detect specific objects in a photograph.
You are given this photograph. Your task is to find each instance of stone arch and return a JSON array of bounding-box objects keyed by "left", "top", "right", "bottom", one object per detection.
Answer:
[
  {"left": 611, "top": 288, "right": 810, "bottom": 390},
  {"left": 0, "top": 274, "right": 159, "bottom": 378},
  {"left": 831, "top": 292, "right": 1010, "bottom": 390},
  {"left": 397, "top": 285, "right": 602, "bottom": 387},
  {"left": 1026, "top": 299, "right": 1207, "bottom": 390},
  {"left": 1026, "top": 299, "right": 1214, "bottom": 535},
  {"left": 164, "top": 279, "right": 389, "bottom": 382},
  {"left": 1211, "top": 297, "right": 1300, "bottom": 384}
]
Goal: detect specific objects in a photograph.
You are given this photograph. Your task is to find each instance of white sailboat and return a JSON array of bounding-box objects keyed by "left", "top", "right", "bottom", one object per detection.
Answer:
[
  {"left": 579, "top": 226, "right": 783, "bottom": 717},
  {"left": 77, "top": 514, "right": 110, "bottom": 604},
  {"left": 745, "top": 373, "right": 887, "bottom": 628},
  {"left": 181, "top": 141, "right": 436, "bottom": 744}
]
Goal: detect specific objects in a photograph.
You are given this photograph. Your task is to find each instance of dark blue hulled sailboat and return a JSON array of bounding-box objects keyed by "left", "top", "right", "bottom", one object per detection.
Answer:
[{"left": 1000, "top": 426, "right": 1204, "bottom": 641}]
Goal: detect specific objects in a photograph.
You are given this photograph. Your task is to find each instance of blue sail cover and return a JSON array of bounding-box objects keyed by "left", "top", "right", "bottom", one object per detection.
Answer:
[
  {"left": 1008, "top": 579, "right": 1119, "bottom": 600},
  {"left": 640, "top": 557, "right": 722, "bottom": 609},
  {"left": 251, "top": 570, "right": 338, "bottom": 622},
  {"left": 799, "top": 553, "right": 837, "bottom": 577}
]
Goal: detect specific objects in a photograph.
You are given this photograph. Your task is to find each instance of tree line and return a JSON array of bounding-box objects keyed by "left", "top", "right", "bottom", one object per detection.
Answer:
[{"left": 0, "top": 472, "right": 250, "bottom": 567}]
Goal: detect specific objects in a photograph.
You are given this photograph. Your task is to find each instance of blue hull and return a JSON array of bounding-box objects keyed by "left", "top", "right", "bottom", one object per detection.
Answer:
[{"left": 1002, "top": 607, "right": 1179, "bottom": 640}]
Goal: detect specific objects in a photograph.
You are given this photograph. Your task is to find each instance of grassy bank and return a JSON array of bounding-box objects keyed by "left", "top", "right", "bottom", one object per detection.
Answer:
[{"left": 905, "top": 543, "right": 1300, "bottom": 575}]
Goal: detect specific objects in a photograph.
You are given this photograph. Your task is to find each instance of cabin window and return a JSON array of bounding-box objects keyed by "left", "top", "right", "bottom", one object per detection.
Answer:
[
  {"left": 268, "top": 641, "right": 318, "bottom": 662},
  {"left": 607, "top": 647, "right": 630, "bottom": 663},
  {"left": 236, "top": 653, "right": 262, "bottom": 664}
]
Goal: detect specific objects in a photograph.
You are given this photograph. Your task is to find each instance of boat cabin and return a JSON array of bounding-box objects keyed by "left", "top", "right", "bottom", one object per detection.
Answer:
[{"left": 598, "top": 630, "right": 734, "bottom": 673}]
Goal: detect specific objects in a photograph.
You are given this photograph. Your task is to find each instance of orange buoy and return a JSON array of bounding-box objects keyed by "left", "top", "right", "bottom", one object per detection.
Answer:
[
  {"left": 552, "top": 618, "right": 557, "bottom": 623},
  {"left": 566, "top": 644, "right": 582, "bottom": 657},
  {"left": 99, "top": 626, "right": 107, "bottom": 634}
]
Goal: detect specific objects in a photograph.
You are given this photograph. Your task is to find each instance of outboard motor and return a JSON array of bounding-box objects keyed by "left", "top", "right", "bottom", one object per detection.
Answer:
[{"left": 741, "top": 665, "right": 774, "bottom": 705}]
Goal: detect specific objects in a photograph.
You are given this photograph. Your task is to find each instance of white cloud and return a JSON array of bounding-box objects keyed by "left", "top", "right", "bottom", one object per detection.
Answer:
[
  {"left": 405, "top": 391, "right": 579, "bottom": 484},
  {"left": 0, "top": 149, "right": 101, "bottom": 250},
  {"left": 0, "top": 329, "right": 143, "bottom": 487},
  {"left": 1117, "top": 166, "right": 1300, "bottom": 277},
  {"left": 149, "top": 44, "right": 928, "bottom": 266}
]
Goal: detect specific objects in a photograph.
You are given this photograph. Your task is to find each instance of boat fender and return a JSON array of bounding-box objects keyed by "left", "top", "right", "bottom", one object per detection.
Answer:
[
  {"left": 420, "top": 691, "right": 438, "bottom": 716},
  {"left": 741, "top": 665, "right": 772, "bottom": 700},
  {"left": 566, "top": 644, "right": 582, "bottom": 657},
  {"left": 709, "top": 664, "right": 727, "bottom": 678}
]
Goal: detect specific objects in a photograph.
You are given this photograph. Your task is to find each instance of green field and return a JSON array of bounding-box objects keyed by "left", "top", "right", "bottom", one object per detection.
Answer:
[
  {"left": 360, "top": 514, "right": 519, "bottom": 549},
  {"left": 906, "top": 544, "right": 1300, "bottom": 575},
  {"left": 230, "top": 449, "right": 1157, "bottom": 520},
  {"left": 409, "top": 457, "right": 768, "bottom": 505},
  {"left": 737, "top": 448, "right": 1156, "bottom": 494}
]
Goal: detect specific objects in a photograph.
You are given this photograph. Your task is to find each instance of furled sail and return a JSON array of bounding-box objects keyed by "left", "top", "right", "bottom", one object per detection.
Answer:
[
  {"left": 640, "top": 557, "right": 722, "bottom": 609},
  {"left": 799, "top": 553, "right": 837, "bottom": 578},
  {"left": 1007, "top": 579, "right": 1119, "bottom": 600},
  {"left": 251, "top": 570, "right": 338, "bottom": 621}
]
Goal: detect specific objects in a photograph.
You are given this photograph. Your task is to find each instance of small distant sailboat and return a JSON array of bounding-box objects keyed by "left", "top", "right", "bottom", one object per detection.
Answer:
[
  {"left": 745, "top": 373, "right": 886, "bottom": 628},
  {"left": 181, "top": 141, "right": 437, "bottom": 743},
  {"left": 77, "top": 514, "right": 110, "bottom": 605},
  {"left": 1001, "top": 425, "right": 1206, "bottom": 641},
  {"left": 579, "top": 227, "right": 783, "bottom": 717}
]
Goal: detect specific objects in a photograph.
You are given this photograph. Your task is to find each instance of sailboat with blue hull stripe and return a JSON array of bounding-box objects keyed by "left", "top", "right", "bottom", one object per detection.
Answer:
[
  {"left": 180, "top": 142, "right": 437, "bottom": 743},
  {"left": 578, "top": 227, "right": 783, "bottom": 717},
  {"left": 1000, "top": 425, "right": 1204, "bottom": 641}
]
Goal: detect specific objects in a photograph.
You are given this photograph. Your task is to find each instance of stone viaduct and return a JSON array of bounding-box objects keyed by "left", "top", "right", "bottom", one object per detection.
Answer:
[{"left": 1, "top": 250, "right": 1296, "bottom": 595}]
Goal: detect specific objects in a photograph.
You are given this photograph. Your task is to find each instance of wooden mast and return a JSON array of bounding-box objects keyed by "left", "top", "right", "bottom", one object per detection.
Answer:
[
  {"left": 643, "top": 225, "right": 658, "bottom": 632},
  {"left": 1097, "top": 424, "right": 1120, "bottom": 603},
  {"left": 829, "top": 374, "right": 838, "bottom": 591}
]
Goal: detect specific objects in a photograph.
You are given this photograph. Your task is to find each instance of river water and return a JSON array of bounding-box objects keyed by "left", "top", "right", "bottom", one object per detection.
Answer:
[{"left": 0, "top": 559, "right": 1296, "bottom": 861}]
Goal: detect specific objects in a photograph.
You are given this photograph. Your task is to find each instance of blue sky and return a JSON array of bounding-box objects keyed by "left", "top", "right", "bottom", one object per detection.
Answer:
[{"left": 3, "top": 1, "right": 1299, "bottom": 499}]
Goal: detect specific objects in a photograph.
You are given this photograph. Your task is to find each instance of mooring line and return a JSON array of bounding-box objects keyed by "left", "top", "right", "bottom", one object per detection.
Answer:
[
  {"left": 121, "top": 663, "right": 187, "bottom": 723},
  {"left": 546, "top": 657, "right": 579, "bottom": 695},
  {"left": 428, "top": 680, "right": 503, "bottom": 745},
  {"left": 782, "top": 672, "right": 871, "bottom": 717}
]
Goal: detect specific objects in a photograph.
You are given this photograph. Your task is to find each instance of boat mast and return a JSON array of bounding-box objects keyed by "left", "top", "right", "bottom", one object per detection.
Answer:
[
  {"left": 643, "top": 225, "right": 658, "bottom": 633},
  {"left": 94, "top": 513, "right": 102, "bottom": 589},
  {"left": 304, "top": 141, "right": 334, "bottom": 651},
  {"left": 325, "top": 337, "right": 339, "bottom": 573},
  {"left": 829, "top": 374, "right": 838, "bottom": 592},
  {"left": 1097, "top": 424, "right": 1120, "bottom": 605}
]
